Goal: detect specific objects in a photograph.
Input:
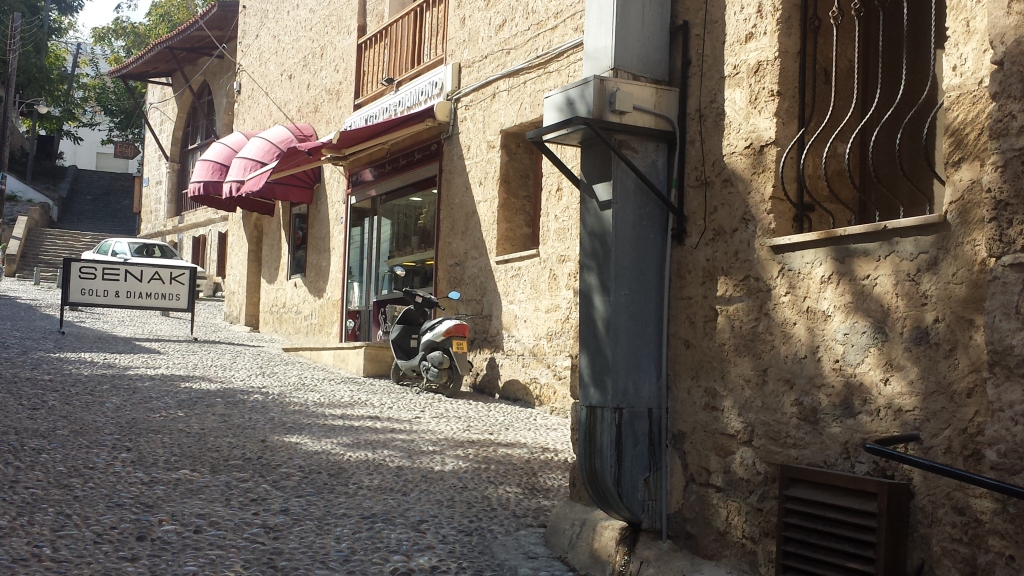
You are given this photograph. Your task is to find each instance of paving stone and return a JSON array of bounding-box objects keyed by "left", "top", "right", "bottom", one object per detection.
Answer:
[{"left": 0, "top": 280, "right": 577, "bottom": 575}]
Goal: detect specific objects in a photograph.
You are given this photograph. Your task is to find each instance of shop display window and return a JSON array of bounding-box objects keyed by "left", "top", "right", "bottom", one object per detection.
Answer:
[
  {"left": 289, "top": 204, "right": 308, "bottom": 278},
  {"left": 344, "top": 172, "right": 438, "bottom": 342}
]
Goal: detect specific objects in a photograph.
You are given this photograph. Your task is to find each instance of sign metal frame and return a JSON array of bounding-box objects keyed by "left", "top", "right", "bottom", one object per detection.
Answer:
[{"left": 59, "top": 258, "right": 199, "bottom": 339}]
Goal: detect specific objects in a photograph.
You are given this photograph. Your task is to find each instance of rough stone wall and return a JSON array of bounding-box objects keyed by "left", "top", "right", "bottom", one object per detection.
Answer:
[
  {"left": 224, "top": 211, "right": 265, "bottom": 328},
  {"left": 438, "top": 0, "right": 585, "bottom": 410},
  {"left": 980, "top": 1, "right": 1024, "bottom": 573},
  {"left": 364, "top": 0, "right": 389, "bottom": 31},
  {"left": 230, "top": 0, "right": 360, "bottom": 343},
  {"left": 139, "top": 81, "right": 174, "bottom": 234},
  {"left": 663, "top": 0, "right": 1021, "bottom": 575}
]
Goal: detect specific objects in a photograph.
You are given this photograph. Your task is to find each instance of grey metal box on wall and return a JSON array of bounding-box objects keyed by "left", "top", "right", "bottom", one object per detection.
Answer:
[
  {"left": 541, "top": 76, "right": 679, "bottom": 146},
  {"left": 583, "top": 0, "right": 671, "bottom": 81}
]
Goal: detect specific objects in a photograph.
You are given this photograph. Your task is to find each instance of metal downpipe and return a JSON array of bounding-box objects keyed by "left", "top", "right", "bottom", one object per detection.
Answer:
[{"left": 635, "top": 104, "right": 679, "bottom": 543}]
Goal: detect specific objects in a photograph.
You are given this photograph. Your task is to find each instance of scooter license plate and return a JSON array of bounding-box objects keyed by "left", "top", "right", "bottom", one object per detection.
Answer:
[{"left": 451, "top": 339, "right": 468, "bottom": 353}]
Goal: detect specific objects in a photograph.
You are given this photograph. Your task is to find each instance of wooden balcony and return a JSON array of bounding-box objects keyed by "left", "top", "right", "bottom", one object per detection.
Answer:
[
  {"left": 355, "top": 0, "right": 447, "bottom": 107},
  {"left": 176, "top": 189, "right": 203, "bottom": 215}
]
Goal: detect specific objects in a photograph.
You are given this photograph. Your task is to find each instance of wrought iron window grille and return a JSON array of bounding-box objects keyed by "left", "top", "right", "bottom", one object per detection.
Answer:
[{"left": 777, "top": 0, "right": 947, "bottom": 235}]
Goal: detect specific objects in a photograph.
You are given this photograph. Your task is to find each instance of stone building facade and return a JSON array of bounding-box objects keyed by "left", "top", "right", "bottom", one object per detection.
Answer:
[
  {"left": 657, "top": 0, "right": 1023, "bottom": 573},
  {"left": 123, "top": 0, "right": 1022, "bottom": 574},
  {"left": 220, "top": 0, "right": 584, "bottom": 410},
  {"left": 119, "top": 21, "right": 239, "bottom": 295}
]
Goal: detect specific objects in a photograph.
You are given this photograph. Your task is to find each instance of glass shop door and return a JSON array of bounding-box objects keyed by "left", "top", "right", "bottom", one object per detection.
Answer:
[{"left": 344, "top": 176, "right": 438, "bottom": 342}]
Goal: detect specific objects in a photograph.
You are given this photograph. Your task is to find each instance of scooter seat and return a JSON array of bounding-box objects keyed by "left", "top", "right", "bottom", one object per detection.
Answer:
[{"left": 422, "top": 318, "right": 446, "bottom": 334}]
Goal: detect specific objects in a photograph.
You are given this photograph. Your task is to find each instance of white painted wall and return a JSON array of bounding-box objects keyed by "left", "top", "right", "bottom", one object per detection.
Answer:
[
  {"left": 6, "top": 174, "right": 57, "bottom": 219},
  {"left": 58, "top": 123, "right": 140, "bottom": 174}
]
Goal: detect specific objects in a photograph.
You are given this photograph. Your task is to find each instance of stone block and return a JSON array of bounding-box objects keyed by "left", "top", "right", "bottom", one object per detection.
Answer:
[
  {"left": 283, "top": 342, "right": 393, "bottom": 377},
  {"left": 544, "top": 499, "right": 633, "bottom": 576}
]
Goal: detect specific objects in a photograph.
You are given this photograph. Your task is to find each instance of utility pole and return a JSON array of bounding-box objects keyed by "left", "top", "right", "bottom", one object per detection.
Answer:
[
  {"left": 52, "top": 40, "right": 80, "bottom": 162},
  {"left": 0, "top": 12, "right": 23, "bottom": 237},
  {"left": 26, "top": 0, "right": 51, "bottom": 184}
]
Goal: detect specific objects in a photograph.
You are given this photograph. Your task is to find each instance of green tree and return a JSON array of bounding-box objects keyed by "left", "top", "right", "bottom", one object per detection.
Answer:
[
  {"left": 86, "top": 0, "right": 213, "bottom": 147},
  {"left": 0, "top": 0, "right": 90, "bottom": 173}
]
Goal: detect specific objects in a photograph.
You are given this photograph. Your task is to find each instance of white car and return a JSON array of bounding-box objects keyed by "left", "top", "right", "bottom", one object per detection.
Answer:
[{"left": 81, "top": 238, "right": 209, "bottom": 295}]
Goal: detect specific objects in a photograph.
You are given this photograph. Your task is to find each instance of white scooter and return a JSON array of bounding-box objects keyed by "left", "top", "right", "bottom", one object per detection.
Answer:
[{"left": 385, "top": 267, "right": 471, "bottom": 397}]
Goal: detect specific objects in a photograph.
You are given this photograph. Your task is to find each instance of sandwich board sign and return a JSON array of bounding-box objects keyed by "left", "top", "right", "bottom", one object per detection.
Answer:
[{"left": 59, "top": 258, "right": 198, "bottom": 338}]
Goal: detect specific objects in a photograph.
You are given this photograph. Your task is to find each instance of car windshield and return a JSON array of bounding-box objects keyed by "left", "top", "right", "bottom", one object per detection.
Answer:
[{"left": 129, "top": 242, "right": 182, "bottom": 260}]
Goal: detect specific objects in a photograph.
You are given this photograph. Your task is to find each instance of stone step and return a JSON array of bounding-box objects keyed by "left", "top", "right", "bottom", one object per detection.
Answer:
[
  {"left": 13, "top": 227, "right": 135, "bottom": 279},
  {"left": 56, "top": 168, "right": 137, "bottom": 236}
]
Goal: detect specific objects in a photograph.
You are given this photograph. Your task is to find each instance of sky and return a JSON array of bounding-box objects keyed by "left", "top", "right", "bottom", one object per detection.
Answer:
[{"left": 75, "top": 0, "right": 153, "bottom": 39}]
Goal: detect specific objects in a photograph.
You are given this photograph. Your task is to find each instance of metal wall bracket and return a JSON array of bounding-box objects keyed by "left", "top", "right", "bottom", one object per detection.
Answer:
[
  {"left": 121, "top": 78, "right": 170, "bottom": 162},
  {"left": 526, "top": 117, "right": 684, "bottom": 241}
]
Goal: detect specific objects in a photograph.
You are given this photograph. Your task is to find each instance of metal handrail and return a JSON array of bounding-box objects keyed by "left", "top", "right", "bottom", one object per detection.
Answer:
[{"left": 863, "top": 432, "right": 1024, "bottom": 500}]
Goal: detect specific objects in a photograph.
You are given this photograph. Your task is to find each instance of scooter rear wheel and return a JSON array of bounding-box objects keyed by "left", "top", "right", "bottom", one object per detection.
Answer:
[
  {"left": 391, "top": 361, "right": 415, "bottom": 386},
  {"left": 441, "top": 373, "right": 463, "bottom": 398}
]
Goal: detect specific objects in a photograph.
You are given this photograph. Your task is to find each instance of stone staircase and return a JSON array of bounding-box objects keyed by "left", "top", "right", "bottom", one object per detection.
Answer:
[
  {"left": 54, "top": 169, "right": 137, "bottom": 236},
  {"left": 14, "top": 229, "right": 111, "bottom": 284}
]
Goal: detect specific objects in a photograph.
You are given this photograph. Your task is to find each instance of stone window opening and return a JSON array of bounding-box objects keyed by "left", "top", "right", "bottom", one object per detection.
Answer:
[
  {"left": 176, "top": 82, "right": 217, "bottom": 215},
  {"left": 496, "top": 120, "right": 543, "bottom": 258},
  {"left": 289, "top": 203, "right": 309, "bottom": 279},
  {"left": 775, "top": 0, "right": 947, "bottom": 236}
]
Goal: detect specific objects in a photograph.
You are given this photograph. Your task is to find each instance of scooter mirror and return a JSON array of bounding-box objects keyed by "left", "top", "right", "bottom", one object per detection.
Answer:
[
  {"left": 447, "top": 291, "right": 461, "bottom": 300},
  {"left": 393, "top": 265, "right": 407, "bottom": 277}
]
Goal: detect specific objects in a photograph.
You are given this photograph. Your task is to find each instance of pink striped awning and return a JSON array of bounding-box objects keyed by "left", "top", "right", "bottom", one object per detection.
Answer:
[
  {"left": 242, "top": 106, "right": 445, "bottom": 189},
  {"left": 186, "top": 131, "right": 276, "bottom": 216},
  {"left": 224, "top": 124, "right": 320, "bottom": 205}
]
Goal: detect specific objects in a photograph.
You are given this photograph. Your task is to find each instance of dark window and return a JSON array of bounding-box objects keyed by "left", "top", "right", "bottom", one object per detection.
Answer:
[
  {"left": 191, "top": 234, "right": 207, "bottom": 269},
  {"left": 496, "top": 120, "right": 542, "bottom": 256},
  {"left": 776, "top": 0, "right": 946, "bottom": 235},
  {"left": 128, "top": 242, "right": 180, "bottom": 259},
  {"left": 177, "top": 83, "right": 217, "bottom": 215},
  {"left": 217, "top": 231, "right": 228, "bottom": 278},
  {"left": 289, "top": 204, "right": 308, "bottom": 278}
]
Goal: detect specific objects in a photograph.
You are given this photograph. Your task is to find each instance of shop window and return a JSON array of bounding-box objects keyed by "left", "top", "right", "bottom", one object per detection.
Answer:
[
  {"left": 496, "top": 121, "right": 542, "bottom": 257},
  {"left": 176, "top": 82, "right": 217, "bottom": 215},
  {"left": 191, "top": 234, "right": 207, "bottom": 269},
  {"left": 345, "top": 172, "right": 438, "bottom": 342},
  {"left": 776, "top": 0, "right": 945, "bottom": 235},
  {"left": 217, "top": 231, "right": 228, "bottom": 278},
  {"left": 289, "top": 204, "right": 308, "bottom": 279}
]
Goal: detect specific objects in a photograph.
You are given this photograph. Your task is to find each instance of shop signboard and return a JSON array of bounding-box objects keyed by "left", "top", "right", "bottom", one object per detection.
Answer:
[
  {"left": 59, "top": 258, "right": 198, "bottom": 337},
  {"left": 113, "top": 142, "right": 142, "bottom": 160},
  {"left": 343, "top": 64, "right": 458, "bottom": 130}
]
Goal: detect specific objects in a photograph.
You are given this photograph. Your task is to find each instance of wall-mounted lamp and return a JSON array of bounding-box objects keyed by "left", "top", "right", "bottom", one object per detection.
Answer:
[{"left": 380, "top": 76, "right": 395, "bottom": 87}]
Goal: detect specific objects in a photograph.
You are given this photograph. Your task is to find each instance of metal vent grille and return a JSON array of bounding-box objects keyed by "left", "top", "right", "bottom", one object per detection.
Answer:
[{"left": 777, "top": 465, "right": 910, "bottom": 576}]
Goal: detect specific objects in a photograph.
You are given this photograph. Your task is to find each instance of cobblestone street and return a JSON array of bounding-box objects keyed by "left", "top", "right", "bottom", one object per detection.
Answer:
[{"left": 0, "top": 280, "right": 576, "bottom": 575}]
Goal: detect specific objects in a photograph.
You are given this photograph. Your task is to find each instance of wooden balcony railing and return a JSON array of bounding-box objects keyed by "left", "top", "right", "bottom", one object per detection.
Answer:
[
  {"left": 176, "top": 189, "right": 203, "bottom": 216},
  {"left": 355, "top": 0, "right": 447, "bottom": 107}
]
